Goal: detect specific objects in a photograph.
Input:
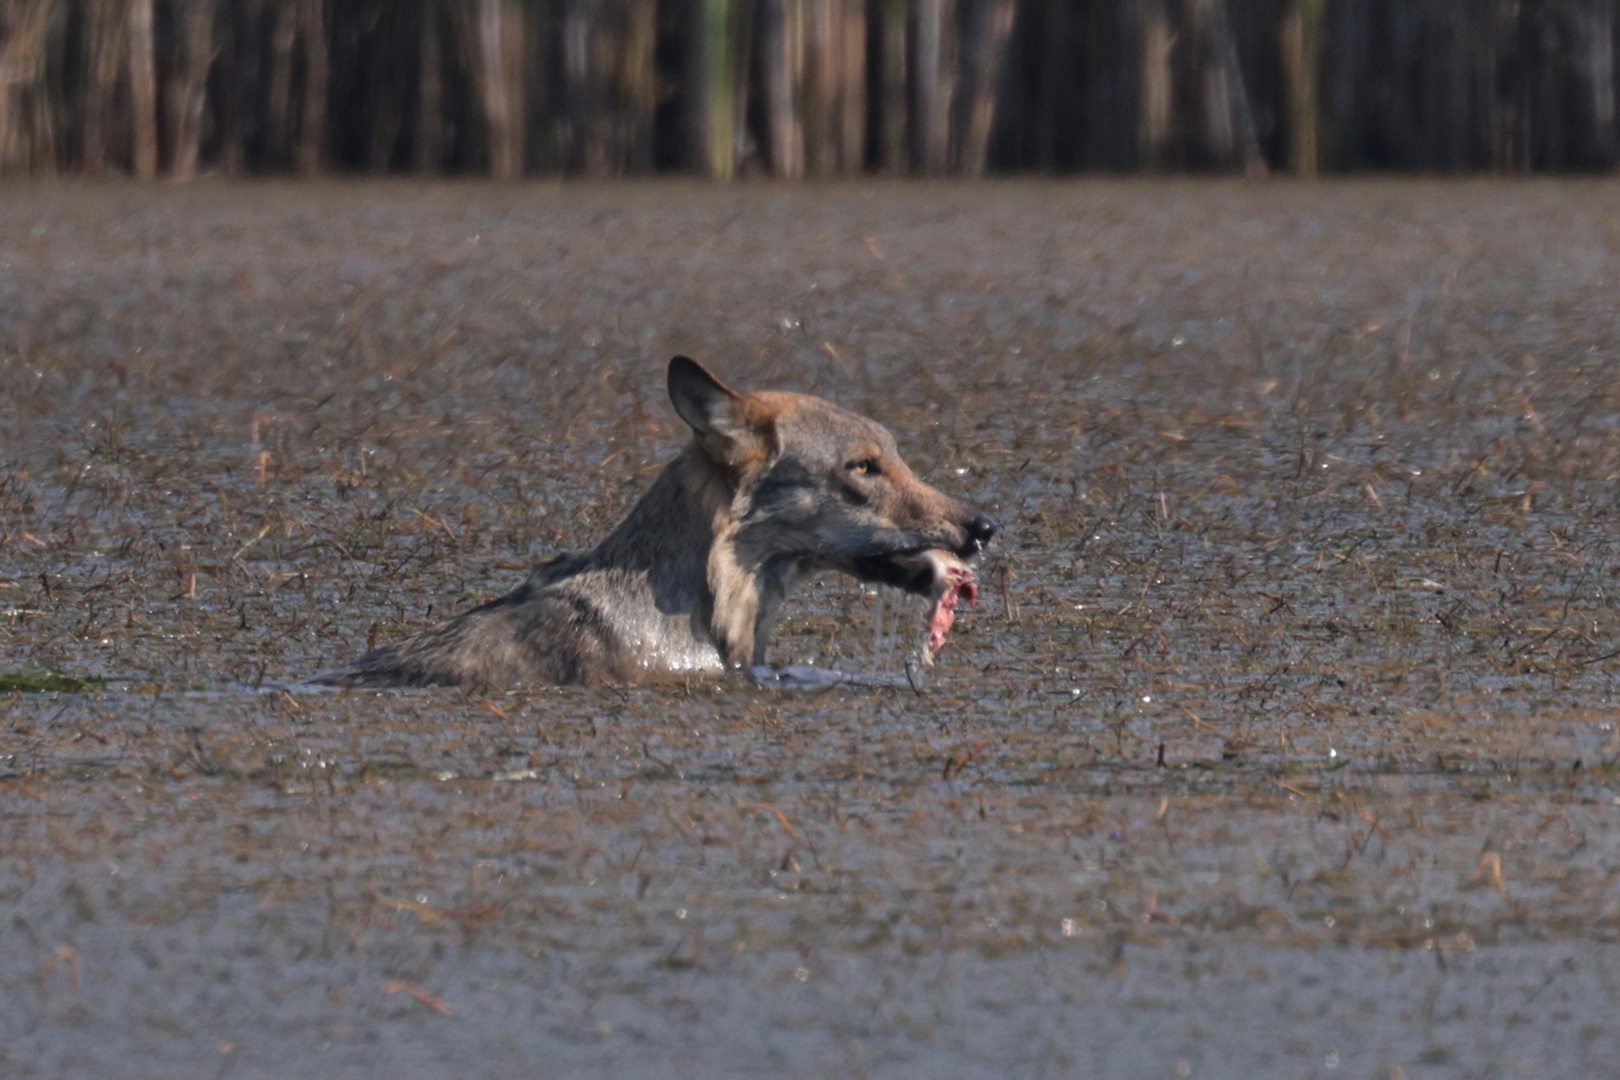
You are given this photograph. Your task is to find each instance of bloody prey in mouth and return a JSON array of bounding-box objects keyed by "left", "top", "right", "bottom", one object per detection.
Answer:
[{"left": 907, "top": 549, "right": 979, "bottom": 664}]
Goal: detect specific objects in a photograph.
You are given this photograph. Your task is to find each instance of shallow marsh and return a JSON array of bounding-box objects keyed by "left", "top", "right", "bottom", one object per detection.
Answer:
[{"left": 4, "top": 179, "right": 1620, "bottom": 1078}]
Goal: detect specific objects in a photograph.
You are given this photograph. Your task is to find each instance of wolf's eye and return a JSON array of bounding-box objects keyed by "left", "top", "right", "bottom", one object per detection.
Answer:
[{"left": 846, "top": 458, "right": 882, "bottom": 477}]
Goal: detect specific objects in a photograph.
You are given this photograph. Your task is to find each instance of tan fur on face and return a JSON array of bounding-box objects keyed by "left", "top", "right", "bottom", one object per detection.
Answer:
[
  {"left": 706, "top": 522, "right": 758, "bottom": 666},
  {"left": 680, "top": 448, "right": 766, "bottom": 667}
]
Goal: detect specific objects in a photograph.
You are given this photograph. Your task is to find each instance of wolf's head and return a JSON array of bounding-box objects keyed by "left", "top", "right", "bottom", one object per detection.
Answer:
[{"left": 667, "top": 355, "right": 998, "bottom": 600}]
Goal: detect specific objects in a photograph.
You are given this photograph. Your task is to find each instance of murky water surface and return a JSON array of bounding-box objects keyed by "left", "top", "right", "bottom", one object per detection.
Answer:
[{"left": 4, "top": 179, "right": 1620, "bottom": 1078}]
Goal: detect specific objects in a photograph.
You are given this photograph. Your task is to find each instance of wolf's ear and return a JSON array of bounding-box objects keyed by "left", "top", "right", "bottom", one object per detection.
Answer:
[{"left": 668, "top": 356, "right": 774, "bottom": 469}]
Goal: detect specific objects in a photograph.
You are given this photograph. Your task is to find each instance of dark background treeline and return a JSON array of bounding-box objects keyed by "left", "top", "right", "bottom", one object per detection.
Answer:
[{"left": 0, "top": 0, "right": 1615, "bottom": 180}]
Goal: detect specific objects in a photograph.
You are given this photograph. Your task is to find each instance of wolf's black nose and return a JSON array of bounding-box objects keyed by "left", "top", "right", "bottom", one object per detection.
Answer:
[{"left": 966, "top": 514, "right": 999, "bottom": 553}]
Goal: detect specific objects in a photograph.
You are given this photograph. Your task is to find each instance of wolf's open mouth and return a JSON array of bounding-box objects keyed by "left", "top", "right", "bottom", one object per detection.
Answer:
[{"left": 854, "top": 548, "right": 979, "bottom": 664}]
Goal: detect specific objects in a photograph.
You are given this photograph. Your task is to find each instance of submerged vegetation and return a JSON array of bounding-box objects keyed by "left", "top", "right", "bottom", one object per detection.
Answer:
[{"left": 0, "top": 668, "right": 103, "bottom": 692}]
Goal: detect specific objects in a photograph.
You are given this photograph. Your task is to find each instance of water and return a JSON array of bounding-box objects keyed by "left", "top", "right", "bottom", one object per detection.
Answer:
[{"left": 4, "top": 178, "right": 1620, "bottom": 1077}]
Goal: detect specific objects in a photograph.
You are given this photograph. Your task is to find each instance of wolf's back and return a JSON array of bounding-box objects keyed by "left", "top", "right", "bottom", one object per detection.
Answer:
[{"left": 303, "top": 554, "right": 615, "bottom": 688}]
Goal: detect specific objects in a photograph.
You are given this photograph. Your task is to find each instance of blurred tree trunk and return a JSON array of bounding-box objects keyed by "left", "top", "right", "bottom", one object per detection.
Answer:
[
  {"left": 564, "top": 0, "right": 610, "bottom": 174},
  {"left": 698, "top": 0, "right": 736, "bottom": 178},
  {"left": 1421, "top": 0, "right": 1472, "bottom": 171},
  {"left": 1567, "top": 0, "right": 1617, "bottom": 166},
  {"left": 914, "top": 0, "right": 956, "bottom": 174},
  {"left": 81, "top": 0, "right": 123, "bottom": 175},
  {"left": 763, "top": 0, "right": 804, "bottom": 177},
  {"left": 297, "top": 0, "right": 328, "bottom": 174},
  {"left": 1189, "top": 0, "right": 1265, "bottom": 175},
  {"left": 562, "top": 0, "right": 587, "bottom": 171},
  {"left": 839, "top": 0, "right": 865, "bottom": 172},
  {"left": 0, "top": 1, "right": 54, "bottom": 173},
  {"left": 878, "top": 0, "right": 906, "bottom": 172},
  {"left": 363, "top": 5, "right": 408, "bottom": 172},
  {"left": 128, "top": 0, "right": 158, "bottom": 178},
  {"left": 523, "top": 5, "right": 553, "bottom": 172},
  {"left": 214, "top": 0, "right": 245, "bottom": 176},
  {"left": 477, "top": 0, "right": 523, "bottom": 178},
  {"left": 1280, "top": 0, "right": 1323, "bottom": 176},
  {"left": 1489, "top": 0, "right": 1523, "bottom": 172},
  {"left": 1137, "top": 0, "right": 1173, "bottom": 171},
  {"left": 805, "top": 0, "right": 863, "bottom": 174},
  {"left": 169, "top": 1, "right": 217, "bottom": 181},
  {"left": 1087, "top": 0, "right": 1127, "bottom": 168},
  {"left": 702, "top": 0, "right": 758, "bottom": 175},
  {"left": 956, "top": 0, "right": 1016, "bottom": 176},
  {"left": 734, "top": 0, "right": 759, "bottom": 171},
  {"left": 1033, "top": 0, "right": 1066, "bottom": 171},
  {"left": 623, "top": 0, "right": 656, "bottom": 172},
  {"left": 842, "top": 0, "right": 868, "bottom": 170},
  {"left": 805, "top": 0, "right": 835, "bottom": 174},
  {"left": 1325, "top": 0, "right": 1360, "bottom": 171},
  {"left": 266, "top": 0, "right": 296, "bottom": 166},
  {"left": 416, "top": 4, "right": 443, "bottom": 173}
]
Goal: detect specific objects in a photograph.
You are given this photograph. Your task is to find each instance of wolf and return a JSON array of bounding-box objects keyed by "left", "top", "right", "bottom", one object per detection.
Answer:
[{"left": 307, "top": 356, "right": 997, "bottom": 688}]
